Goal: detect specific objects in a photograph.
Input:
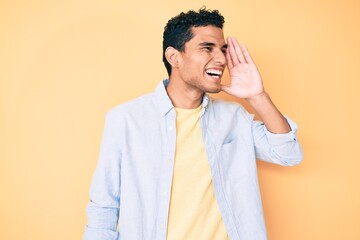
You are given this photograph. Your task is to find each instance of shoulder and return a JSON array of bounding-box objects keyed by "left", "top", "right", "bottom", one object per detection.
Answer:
[
  {"left": 106, "top": 93, "right": 155, "bottom": 119},
  {"left": 209, "top": 97, "right": 254, "bottom": 122}
]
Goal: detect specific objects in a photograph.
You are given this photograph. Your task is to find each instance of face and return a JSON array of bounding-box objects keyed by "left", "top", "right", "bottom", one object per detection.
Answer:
[{"left": 176, "top": 25, "right": 227, "bottom": 93}]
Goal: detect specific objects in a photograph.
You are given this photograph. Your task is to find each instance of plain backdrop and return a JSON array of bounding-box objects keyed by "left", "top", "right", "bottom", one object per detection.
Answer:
[{"left": 1, "top": 0, "right": 359, "bottom": 239}]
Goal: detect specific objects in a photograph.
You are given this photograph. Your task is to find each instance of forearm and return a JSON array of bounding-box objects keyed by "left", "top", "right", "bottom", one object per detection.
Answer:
[{"left": 247, "top": 92, "right": 291, "bottom": 134}]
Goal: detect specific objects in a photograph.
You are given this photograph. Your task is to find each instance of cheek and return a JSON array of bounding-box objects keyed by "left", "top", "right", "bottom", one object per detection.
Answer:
[
  {"left": 181, "top": 55, "right": 208, "bottom": 75},
  {"left": 190, "top": 57, "right": 207, "bottom": 71}
]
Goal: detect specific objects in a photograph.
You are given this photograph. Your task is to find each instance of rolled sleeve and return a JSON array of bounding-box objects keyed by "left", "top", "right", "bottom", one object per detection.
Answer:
[
  {"left": 83, "top": 227, "right": 119, "bottom": 240},
  {"left": 264, "top": 116, "right": 299, "bottom": 145},
  {"left": 83, "top": 111, "right": 122, "bottom": 240},
  {"left": 84, "top": 201, "right": 119, "bottom": 240},
  {"left": 253, "top": 116, "right": 304, "bottom": 166}
]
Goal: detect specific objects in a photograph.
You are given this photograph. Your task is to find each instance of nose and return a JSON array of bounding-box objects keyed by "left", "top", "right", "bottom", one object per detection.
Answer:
[{"left": 214, "top": 50, "right": 226, "bottom": 66}]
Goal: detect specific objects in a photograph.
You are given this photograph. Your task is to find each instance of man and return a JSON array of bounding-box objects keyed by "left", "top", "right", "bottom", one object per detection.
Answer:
[{"left": 83, "top": 8, "right": 303, "bottom": 240}]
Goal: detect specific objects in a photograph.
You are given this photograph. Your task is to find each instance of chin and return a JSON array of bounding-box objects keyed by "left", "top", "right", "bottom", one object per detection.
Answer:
[{"left": 204, "top": 86, "right": 222, "bottom": 94}]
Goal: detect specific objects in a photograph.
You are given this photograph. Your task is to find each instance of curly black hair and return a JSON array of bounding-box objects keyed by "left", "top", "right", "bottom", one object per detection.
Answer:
[{"left": 162, "top": 7, "right": 225, "bottom": 76}]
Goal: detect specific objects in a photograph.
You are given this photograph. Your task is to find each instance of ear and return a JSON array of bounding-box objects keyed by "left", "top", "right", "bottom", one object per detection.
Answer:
[{"left": 165, "top": 47, "right": 180, "bottom": 69}]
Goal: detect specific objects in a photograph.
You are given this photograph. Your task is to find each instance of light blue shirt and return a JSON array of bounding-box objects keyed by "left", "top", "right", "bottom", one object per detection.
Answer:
[{"left": 83, "top": 79, "right": 303, "bottom": 240}]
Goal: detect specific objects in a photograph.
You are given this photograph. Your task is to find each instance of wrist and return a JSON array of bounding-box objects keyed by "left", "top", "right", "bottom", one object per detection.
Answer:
[{"left": 246, "top": 91, "right": 269, "bottom": 106}]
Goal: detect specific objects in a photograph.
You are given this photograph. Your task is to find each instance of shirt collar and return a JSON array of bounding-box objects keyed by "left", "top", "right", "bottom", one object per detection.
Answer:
[{"left": 154, "top": 79, "right": 210, "bottom": 117}]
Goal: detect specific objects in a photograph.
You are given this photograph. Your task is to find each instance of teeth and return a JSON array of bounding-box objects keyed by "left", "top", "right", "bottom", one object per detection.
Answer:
[{"left": 206, "top": 69, "right": 222, "bottom": 77}]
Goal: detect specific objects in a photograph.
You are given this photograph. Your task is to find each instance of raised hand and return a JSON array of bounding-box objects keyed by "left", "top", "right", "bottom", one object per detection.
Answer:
[{"left": 221, "top": 37, "right": 265, "bottom": 100}]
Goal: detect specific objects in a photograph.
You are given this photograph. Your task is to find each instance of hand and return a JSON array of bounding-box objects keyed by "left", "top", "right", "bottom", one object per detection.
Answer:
[{"left": 221, "top": 37, "right": 265, "bottom": 100}]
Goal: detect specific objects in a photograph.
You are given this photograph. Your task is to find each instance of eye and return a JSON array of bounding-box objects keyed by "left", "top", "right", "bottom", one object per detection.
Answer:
[{"left": 203, "top": 47, "right": 213, "bottom": 52}]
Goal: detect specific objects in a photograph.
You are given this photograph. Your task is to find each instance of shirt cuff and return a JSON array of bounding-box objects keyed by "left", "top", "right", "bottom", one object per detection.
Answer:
[
  {"left": 264, "top": 116, "right": 298, "bottom": 146},
  {"left": 83, "top": 227, "right": 119, "bottom": 240}
]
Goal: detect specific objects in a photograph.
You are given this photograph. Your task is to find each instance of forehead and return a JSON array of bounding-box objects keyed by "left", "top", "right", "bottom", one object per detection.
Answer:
[{"left": 189, "top": 25, "right": 226, "bottom": 46}]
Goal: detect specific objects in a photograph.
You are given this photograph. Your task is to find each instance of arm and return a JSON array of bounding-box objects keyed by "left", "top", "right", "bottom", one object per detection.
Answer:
[
  {"left": 251, "top": 116, "right": 303, "bottom": 166},
  {"left": 222, "top": 37, "right": 303, "bottom": 165},
  {"left": 222, "top": 37, "right": 290, "bottom": 133},
  {"left": 83, "top": 111, "right": 122, "bottom": 240}
]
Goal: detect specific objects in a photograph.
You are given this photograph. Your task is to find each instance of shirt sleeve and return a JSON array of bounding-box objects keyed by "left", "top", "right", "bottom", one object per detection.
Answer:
[
  {"left": 83, "top": 111, "right": 122, "bottom": 240},
  {"left": 251, "top": 116, "right": 304, "bottom": 166}
]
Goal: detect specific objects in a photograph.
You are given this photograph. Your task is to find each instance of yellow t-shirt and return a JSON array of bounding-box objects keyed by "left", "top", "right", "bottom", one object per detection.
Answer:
[{"left": 166, "top": 105, "right": 229, "bottom": 240}]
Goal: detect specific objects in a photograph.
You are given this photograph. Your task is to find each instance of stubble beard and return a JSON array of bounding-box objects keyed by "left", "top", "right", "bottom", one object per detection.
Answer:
[{"left": 192, "top": 77, "right": 222, "bottom": 94}]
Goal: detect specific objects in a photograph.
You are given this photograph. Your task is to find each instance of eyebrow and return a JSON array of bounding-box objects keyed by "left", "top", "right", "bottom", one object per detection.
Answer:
[{"left": 199, "top": 42, "right": 228, "bottom": 49}]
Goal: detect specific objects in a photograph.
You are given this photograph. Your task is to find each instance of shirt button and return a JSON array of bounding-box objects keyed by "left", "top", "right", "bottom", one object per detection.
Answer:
[
  {"left": 168, "top": 125, "right": 173, "bottom": 130},
  {"left": 163, "top": 191, "right": 168, "bottom": 196},
  {"left": 159, "top": 223, "right": 165, "bottom": 229},
  {"left": 168, "top": 158, "right": 172, "bottom": 164}
]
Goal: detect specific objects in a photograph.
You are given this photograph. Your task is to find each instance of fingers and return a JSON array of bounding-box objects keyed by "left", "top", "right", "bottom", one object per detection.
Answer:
[
  {"left": 226, "top": 37, "right": 245, "bottom": 64},
  {"left": 226, "top": 46, "right": 234, "bottom": 69},
  {"left": 227, "top": 37, "right": 240, "bottom": 65},
  {"left": 240, "top": 44, "right": 254, "bottom": 64},
  {"left": 232, "top": 37, "right": 246, "bottom": 63},
  {"left": 226, "top": 37, "right": 253, "bottom": 65}
]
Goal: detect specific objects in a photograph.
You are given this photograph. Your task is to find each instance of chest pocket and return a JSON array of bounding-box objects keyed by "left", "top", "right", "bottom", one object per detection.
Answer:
[{"left": 219, "top": 136, "right": 255, "bottom": 174}]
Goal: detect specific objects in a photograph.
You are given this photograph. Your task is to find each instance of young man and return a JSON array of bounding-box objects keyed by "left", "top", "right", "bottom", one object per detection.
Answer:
[{"left": 83, "top": 8, "right": 303, "bottom": 240}]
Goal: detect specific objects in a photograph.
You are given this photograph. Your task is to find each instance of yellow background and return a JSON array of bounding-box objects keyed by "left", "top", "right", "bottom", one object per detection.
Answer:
[{"left": 1, "top": 0, "right": 359, "bottom": 239}]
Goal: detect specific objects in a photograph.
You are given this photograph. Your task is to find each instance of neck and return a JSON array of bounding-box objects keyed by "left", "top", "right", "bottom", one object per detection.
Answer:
[{"left": 166, "top": 76, "right": 204, "bottom": 109}]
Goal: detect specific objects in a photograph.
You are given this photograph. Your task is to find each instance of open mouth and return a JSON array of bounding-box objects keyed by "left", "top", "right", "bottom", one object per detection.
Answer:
[{"left": 206, "top": 69, "right": 222, "bottom": 79}]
